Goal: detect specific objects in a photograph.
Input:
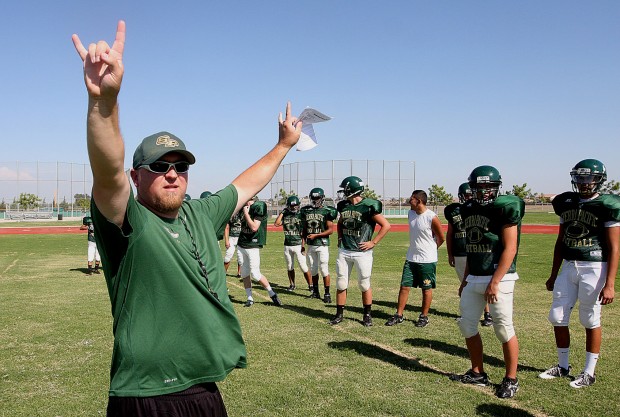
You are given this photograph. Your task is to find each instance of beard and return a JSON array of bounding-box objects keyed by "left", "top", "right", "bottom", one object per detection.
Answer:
[{"left": 143, "top": 191, "right": 184, "bottom": 215}]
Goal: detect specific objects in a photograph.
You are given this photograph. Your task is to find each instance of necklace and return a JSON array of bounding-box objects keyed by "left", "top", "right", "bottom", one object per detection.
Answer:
[{"left": 178, "top": 214, "right": 219, "bottom": 301}]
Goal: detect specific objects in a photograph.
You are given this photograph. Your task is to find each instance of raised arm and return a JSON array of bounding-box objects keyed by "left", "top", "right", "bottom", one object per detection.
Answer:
[
  {"left": 72, "top": 20, "right": 130, "bottom": 227},
  {"left": 232, "top": 102, "right": 301, "bottom": 213}
]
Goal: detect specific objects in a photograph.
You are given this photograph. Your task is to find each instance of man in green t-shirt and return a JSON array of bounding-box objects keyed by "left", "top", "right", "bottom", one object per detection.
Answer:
[
  {"left": 238, "top": 197, "right": 283, "bottom": 307},
  {"left": 329, "top": 176, "right": 391, "bottom": 327},
  {"left": 539, "top": 159, "right": 619, "bottom": 389},
  {"left": 73, "top": 21, "right": 302, "bottom": 416}
]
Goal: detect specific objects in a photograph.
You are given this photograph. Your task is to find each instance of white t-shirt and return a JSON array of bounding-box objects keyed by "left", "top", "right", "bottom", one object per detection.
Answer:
[{"left": 406, "top": 208, "right": 438, "bottom": 263}]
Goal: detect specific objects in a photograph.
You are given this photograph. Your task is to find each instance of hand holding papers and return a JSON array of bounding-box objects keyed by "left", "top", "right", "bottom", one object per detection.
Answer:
[{"left": 295, "top": 108, "right": 331, "bottom": 151}]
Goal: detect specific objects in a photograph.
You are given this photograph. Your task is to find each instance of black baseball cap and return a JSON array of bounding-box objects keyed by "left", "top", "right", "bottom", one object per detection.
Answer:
[{"left": 132, "top": 131, "right": 196, "bottom": 169}]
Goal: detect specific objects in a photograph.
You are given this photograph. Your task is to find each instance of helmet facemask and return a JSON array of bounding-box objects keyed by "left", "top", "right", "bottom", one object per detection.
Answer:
[
  {"left": 471, "top": 182, "right": 500, "bottom": 205},
  {"left": 571, "top": 173, "right": 604, "bottom": 198}
]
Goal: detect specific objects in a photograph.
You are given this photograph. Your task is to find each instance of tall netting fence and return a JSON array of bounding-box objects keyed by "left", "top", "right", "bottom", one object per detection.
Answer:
[
  {"left": 0, "top": 161, "right": 93, "bottom": 219},
  {"left": 269, "top": 160, "right": 416, "bottom": 216}
]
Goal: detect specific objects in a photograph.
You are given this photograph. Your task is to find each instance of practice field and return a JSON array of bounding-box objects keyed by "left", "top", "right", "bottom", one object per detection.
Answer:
[{"left": 1, "top": 231, "right": 618, "bottom": 416}]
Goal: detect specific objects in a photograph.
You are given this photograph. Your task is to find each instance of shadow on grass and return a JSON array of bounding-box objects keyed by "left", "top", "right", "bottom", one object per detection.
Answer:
[
  {"left": 373, "top": 299, "right": 460, "bottom": 320},
  {"left": 476, "top": 403, "right": 536, "bottom": 417},
  {"left": 69, "top": 267, "right": 97, "bottom": 276},
  {"left": 404, "top": 338, "right": 543, "bottom": 372},
  {"left": 328, "top": 340, "right": 450, "bottom": 377}
]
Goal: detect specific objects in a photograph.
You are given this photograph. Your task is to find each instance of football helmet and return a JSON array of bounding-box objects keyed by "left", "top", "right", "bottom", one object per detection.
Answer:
[
  {"left": 570, "top": 159, "right": 607, "bottom": 197},
  {"left": 468, "top": 165, "right": 502, "bottom": 205},
  {"left": 200, "top": 191, "right": 212, "bottom": 198},
  {"left": 309, "top": 187, "right": 325, "bottom": 208},
  {"left": 338, "top": 176, "right": 365, "bottom": 199},
  {"left": 286, "top": 195, "right": 301, "bottom": 212},
  {"left": 184, "top": 194, "right": 191, "bottom": 201},
  {"left": 457, "top": 182, "right": 473, "bottom": 203}
]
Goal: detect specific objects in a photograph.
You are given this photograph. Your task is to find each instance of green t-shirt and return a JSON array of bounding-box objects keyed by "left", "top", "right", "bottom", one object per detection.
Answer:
[
  {"left": 91, "top": 184, "right": 247, "bottom": 397},
  {"left": 337, "top": 198, "right": 382, "bottom": 252},
  {"left": 552, "top": 192, "right": 620, "bottom": 262},
  {"left": 238, "top": 201, "right": 268, "bottom": 248},
  {"left": 280, "top": 208, "right": 304, "bottom": 246},
  {"left": 444, "top": 202, "right": 467, "bottom": 257},
  {"left": 300, "top": 205, "right": 338, "bottom": 246},
  {"left": 461, "top": 195, "right": 525, "bottom": 276}
]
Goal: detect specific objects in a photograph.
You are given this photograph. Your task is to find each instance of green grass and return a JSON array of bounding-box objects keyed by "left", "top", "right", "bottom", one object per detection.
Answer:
[{"left": 1, "top": 231, "right": 618, "bottom": 416}]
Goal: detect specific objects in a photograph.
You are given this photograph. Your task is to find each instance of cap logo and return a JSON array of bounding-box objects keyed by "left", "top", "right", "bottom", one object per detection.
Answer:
[
  {"left": 155, "top": 135, "right": 180, "bottom": 148},
  {"left": 576, "top": 168, "right": 591, "bottom": 175},
  {"left": 476, "top": 175, "right": 490, "bottom": 183}
]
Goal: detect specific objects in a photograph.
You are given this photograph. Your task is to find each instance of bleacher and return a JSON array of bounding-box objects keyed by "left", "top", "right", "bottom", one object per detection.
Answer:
[{"left": 5, "top": 211, "right": 54, "bottom": 220}]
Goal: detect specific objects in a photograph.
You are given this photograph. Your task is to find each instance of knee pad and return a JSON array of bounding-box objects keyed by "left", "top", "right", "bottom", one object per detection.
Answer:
[
  {"left": 548, "top": 300, "right": 571, "bottom": 327},
  {"left": 320, "top": 261, "right": 329, "bottom": 278},
  {"left": 250, "top": 269, "right": 262, "bottom": 282},
  {"left": 457, "top": 317, "right": 479, "bottom": 339},
  {"left": 579, "top": 304, "right": 601, "bottom": 329},
  {"left": 493, "top": 322, "right": 515, "bottom": 344},
  {"left": 336, "top": 275, "right": 349, "bottom": 291},
  {"left": 357, "top": 275, "right": 371, "bottom": 292}
]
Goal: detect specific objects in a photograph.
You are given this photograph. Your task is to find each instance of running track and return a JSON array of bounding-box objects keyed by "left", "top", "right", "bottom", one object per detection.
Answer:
[{"left": 0, "top": 224, "right": 558, "bottom": 235}]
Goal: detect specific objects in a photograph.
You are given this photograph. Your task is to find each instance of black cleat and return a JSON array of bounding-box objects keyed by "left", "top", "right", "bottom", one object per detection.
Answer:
[
  {"left": 329, "top": 314, "right": 343, "bottom": 325},
  {"left": 362, "top": 314, "right": 373, "bottom": 327},
  {"left": 385, "top": 314, "right": 404, "bottom": 326},
  {"left": 243, "top": 299, "right": 254, "bottom": 307},
  {"left": 323, "top": 294, "right": 332, "bottom": 303},
  {"left": 270, "top": 294, "right": 283, "bottom": 306}
]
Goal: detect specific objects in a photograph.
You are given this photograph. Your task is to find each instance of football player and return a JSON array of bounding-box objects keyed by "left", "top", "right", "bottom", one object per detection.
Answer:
[
  {"left": 539, "top": 159, "right": 619, "bottom": 388},
  {"left": 330, "top": 176, "right": 391, "bottom": 327},
  {"left": 450, "top": 165, "right": 524, "bottom": 399},
  {"left": 223, "top": 210, "right": 244, "bottom": 278},
  {"left": 80, "top": 215, "right": 101, "bottom": 275},
  {"left": 300, "top": 187, "right": 338, "bottom": 302},
  {"left": 238, "top": 197, "right": 282, "bottom": 307},
  {"left": 385, "top": 190, "right": 444, "bottom": 328},
  {"left": 274, "top": 195, "right": 312, "bottom": 291},
  {"left": 444, "top": 183, "right": 493, "bottom": 326}
]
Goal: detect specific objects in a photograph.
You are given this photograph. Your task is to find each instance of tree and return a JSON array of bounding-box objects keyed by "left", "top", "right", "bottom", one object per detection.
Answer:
[
  {"left": 427, "top": 185, "right": 453, "bottom": 211},
  {"left": 18, "top": 193, "right": 41, "bottom": 210},
  {"left": 74, "top": 193, "right": 91, "bottom": 211},
  {"left": 506, "top": 183, "right": 531, "bottom": 200},
  {"left": 361, "top": 186, "right": 381, "bottom": 200},
  {"left": 600, "top": 179, "right": 620, "bottom": 195},
  {"left": 276, "top": 188, "right": 296, "bottom": 205}
]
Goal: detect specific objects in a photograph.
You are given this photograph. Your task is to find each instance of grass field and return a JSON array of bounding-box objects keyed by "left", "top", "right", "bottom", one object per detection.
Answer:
[{"left": 1, "top": 230, "right": 618, "bottom": 416}]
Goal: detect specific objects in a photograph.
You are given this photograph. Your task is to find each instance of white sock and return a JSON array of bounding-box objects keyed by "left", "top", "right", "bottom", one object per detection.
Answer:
[
  {"left": 245, "top": 288, "right": 253, "bottom": 299},
  {"left": 557, "top": 348, "right": 570, "bottom": 370},
  {"left": 583, "top": 351, "right": 599, "bottom": 376},
  {"left": 267, "top": 288, "right": 276, "bottom": 297}
]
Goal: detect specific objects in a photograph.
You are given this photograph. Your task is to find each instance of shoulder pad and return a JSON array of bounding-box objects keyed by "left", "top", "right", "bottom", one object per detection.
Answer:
[
  {"left": 362, "top": 198, "right": 382, "bottom": 214},
  {"left": 444, "top": 203, "right": 460, "bottom": 217},
  {"left": 494, "top": 195, "right": 525, "bottom": 221},
  {"left": 336, "top": 200, "right": 349, "bottom": 212}
]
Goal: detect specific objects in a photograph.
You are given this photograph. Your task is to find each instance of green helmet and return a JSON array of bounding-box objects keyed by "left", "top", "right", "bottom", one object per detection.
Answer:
[
  {"left": 286, "top": 195, "right": 301, "bottom": 212},
  {"left": 468, "top": 165, "right": 502, "bottom": 205},
  {"left": 184, "top": 194, "right": 191, "bottom": 201},
  {"left": 457, "top": 182, "right": 472, "bottom": 203},
  {"left": 571, "top": 159, "right": 607, "bottom": 196},
  {"left": 309, "top": 187, "right": 325, "bottom": 207},
  {"left": 82, "top": 216, "right": 93, "bottom": 225},
  {"left": 338, "top": 176, "right": 365, "bottom": 199},
  {"left": 200, "top": 191, "right": 212, "bottom": 198}
]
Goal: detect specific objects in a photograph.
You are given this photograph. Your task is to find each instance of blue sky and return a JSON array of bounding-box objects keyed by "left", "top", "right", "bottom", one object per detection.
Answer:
[{"left": 1, "top": 0, "right": 618, "bottom": 200}]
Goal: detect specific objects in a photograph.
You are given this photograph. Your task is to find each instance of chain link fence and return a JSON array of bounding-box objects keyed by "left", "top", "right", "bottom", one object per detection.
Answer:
[
  {"left": 0, "top": 161, "right": 93, "bottom": 219},
  {"left": 269, "top": 160, "right": 416, "bottom": 216}
]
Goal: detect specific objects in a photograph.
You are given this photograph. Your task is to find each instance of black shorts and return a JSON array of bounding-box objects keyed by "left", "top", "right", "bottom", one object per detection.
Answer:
[{"left": 107, "top": 383, "right": 227, "bottom": 417}]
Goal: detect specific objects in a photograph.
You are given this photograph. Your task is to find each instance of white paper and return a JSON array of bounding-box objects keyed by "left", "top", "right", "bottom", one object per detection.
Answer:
[{"left": 295, "top": 107, "right": 331, "bottom": 152}]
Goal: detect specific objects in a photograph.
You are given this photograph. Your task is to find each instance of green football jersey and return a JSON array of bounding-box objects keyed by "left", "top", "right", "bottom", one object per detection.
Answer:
[
  {"left": 461, "top": 195, "right": 525, "bottom": 276},
  {"left": 280, "top": 208, "right": 304, "bottom": 246},
  {"left": 337, "top": 198, "right": 382, "bottom": 252},
  {"left": 552, "top": 192, "right": 620, "bottom": 262},
  {"left": 300, "top": 205, "right": 338, "bottom": 246},
  {"left": 238, "top": 201, "right": 268, "bottom": 248},
  {"left": 228, "top": 211, "right": 243, "bottom": 238},
  {"left": 444, "top": 202, "right": 467, "bottom": 257},
  {"left": 91, "top": 184, "right": 247, "bottom": 397}
]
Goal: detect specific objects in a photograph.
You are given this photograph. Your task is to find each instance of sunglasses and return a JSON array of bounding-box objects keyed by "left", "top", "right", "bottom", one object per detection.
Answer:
[{"left": 139, "top": 161, "right": 190, "bottom": 174}]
